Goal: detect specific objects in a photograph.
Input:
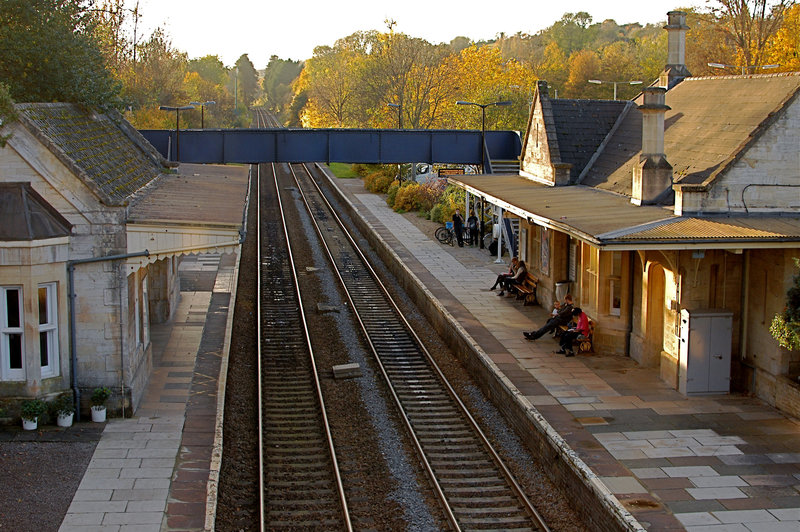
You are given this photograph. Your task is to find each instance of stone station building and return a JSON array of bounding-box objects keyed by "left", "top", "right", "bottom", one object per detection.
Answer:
[
  {"left": 449, "top": 11, "right": 800, "bottom": 415},
  {"left": 0, "top": 103, "right": 248, "bottom": 418}
]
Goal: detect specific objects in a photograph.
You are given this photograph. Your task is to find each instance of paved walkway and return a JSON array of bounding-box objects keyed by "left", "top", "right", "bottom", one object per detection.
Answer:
[
  {"left": 331, "top": 175, "right": 800, "bottom": 532},
  {"left": 59, "top": 253, "right": 235, "bottom": 532}
]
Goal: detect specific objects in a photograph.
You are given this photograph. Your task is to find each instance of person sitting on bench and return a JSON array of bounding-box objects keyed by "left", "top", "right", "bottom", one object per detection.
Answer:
[
  {"left": 498, "top": 260, "right": 527, "bottom": 296},
  {"left": 523, "top": 294, "right": 574, "bottom": 340},
  {"left": 556, "top": 307, "right": 589, "bottom": 357},
  {"left": 489, "top": 257, "right": 518, "bottom": 291}
]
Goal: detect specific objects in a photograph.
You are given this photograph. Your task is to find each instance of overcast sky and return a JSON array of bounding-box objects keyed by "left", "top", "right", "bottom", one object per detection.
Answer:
[{"left": 135, "top": 0, "right": 696, "bottom": 68}]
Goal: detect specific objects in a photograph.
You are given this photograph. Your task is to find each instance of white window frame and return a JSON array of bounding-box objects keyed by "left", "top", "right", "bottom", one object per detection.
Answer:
[
  {"left": 38, "top": 283, "right": 59, "bottom": 378},
  {"left": 1, "top": 286, "right": 25, "bottom": 381}
]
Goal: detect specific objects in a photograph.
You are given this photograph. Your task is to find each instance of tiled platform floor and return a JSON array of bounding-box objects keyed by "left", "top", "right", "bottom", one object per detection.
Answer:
[{"left": 332, "top": 175, "right": 800, "bottom": 532}]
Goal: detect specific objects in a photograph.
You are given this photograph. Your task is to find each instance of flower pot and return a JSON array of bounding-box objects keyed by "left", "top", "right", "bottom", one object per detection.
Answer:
[
  {"left": 91, "top": 406, "right": 106, "bottom": 423},
  {"left": 22, "top": 417, "right": 38, "bottom": 430},
  {"left": 57, "top": 412, "right": 74, "bottom": 427}
]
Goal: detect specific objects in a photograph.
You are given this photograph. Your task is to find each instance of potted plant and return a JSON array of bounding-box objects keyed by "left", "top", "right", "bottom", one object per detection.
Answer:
[
  {"left": 90, "top": 386, "right": 111, "bottom": 422},
  {"left": 53, "top": 394, "right": 75, "bottom": 428},
  {"left": 21, "top": 398, "right": 47, "bottom": 430}
]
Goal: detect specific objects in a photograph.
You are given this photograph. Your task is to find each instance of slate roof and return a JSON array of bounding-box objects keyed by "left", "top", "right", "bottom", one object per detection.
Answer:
[
  {"left": 15, "top": 103, "right": 168, "bottom": 207},
  {"left": 0, "top": 182, "right": 71, "bottom": 241},
  {"left": 581, "top": 73, "right": 800, "bottom": 197},
  {"left": 548, "top": 99, "right": 628, "bottom": 181}
]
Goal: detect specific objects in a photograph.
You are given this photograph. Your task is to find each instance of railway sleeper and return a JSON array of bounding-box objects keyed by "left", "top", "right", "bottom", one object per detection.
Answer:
[{"left": 449, "top": 493, "right": 521, "bottom": 504}]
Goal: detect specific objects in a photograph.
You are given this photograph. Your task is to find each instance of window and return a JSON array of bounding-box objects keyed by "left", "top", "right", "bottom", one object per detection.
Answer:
[
  {"left": 609, "top": 252, "right": 623, "bottom": 317},
  {"left": 38, "top": 283, "right": 59, "bottom": 377},
  {"left": 1, "top": 287, "right": 25, "bottom": 381}
]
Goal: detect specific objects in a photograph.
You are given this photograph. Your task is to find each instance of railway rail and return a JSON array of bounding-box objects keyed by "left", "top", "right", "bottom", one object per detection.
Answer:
[
  {"left": 257, "top": 162, "right": 351, "bottom": 530},
  {"left": 282, "top": 162, "right": 551, "bottom": 531}
]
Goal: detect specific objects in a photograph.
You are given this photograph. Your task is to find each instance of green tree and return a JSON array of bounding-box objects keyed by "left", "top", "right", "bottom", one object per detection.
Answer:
[
  {"left": 262, "top": 56, "right": 303, "bottom": 120},
  {"left": 0, "top": 0, "right": 120, "bottom": 106},
  {"left": 234, "top": 54, "right": 260, "bottom": 109}
]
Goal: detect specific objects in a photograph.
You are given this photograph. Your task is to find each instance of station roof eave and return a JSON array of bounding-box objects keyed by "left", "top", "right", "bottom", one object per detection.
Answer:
[
  {"left": 448, "top": 174, "right": 800, "bottom": 251},
  {"left": 124, "top": 163, "right": 250, "bottom": 270}
]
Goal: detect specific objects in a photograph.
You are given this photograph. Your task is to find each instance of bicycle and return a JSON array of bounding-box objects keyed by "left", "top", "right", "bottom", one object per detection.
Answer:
[{"left": 435, "top": 224, "right": 456, "bottom": 246}]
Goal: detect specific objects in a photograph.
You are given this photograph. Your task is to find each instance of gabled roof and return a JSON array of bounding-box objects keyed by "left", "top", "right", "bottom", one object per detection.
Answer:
[
  {"left": 549, "top": 99, "right": 628, "bottom": 182},
  {"left": 0, "top": 182, "right": 71, "bottom": 241},
  {"left": 581, "top": 73, "right": 800, "bottom": 196},
  {"left": 14, "top": 103, "right": 168, "bottom": 207}
]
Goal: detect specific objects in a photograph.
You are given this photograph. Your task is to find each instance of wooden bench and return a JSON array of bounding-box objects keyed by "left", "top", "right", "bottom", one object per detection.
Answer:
[{"left": 512, "top": 272, "right": 538, "bottom": 306}]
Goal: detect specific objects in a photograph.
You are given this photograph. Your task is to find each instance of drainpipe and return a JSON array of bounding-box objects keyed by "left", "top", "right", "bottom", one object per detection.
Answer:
[{"left": 67, "top": 250, "right": 149, "bottom": 421}]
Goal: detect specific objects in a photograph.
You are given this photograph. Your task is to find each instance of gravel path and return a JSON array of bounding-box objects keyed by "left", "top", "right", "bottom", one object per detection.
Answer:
[{"left": 0, "top": 425, "right": 103, "bottom": 531}]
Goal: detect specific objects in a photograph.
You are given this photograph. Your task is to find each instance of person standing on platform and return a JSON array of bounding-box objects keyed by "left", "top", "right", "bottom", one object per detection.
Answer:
[
  {"left": 467, "top": 211, "right": 479, "bottom": 246},
  {"left": 452, "top": 209, "right": 465, "bottom": 247}
]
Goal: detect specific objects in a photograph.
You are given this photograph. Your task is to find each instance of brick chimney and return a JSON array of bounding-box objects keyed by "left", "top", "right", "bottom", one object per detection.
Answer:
[
  {"left": 632, "top": 87, "right": 672, "bottom": 205},
  {"left": 659, "top": 11, "right": 691, "bottom": 88}
]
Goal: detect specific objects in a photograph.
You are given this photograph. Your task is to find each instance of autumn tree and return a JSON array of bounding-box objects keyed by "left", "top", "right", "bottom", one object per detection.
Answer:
[
  {"left": 711, "top": 0, "right": 792, "bottom": 71},
  {"left": 764, "top": 3, "right": 800, "bottom": 71},
  {"left": 564, "top": 49, "right": 601, "bottom": 97},
  {"left": 297, "top": 42, "right": 362, "bottom": 127}
]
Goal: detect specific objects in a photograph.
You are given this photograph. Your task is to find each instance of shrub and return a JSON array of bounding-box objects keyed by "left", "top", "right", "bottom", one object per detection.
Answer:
[
  {"left": 771, "top": 258, "right": 800, "bottom": 351},
  {"left": 386, "top": 180, "right": 401, "bottom": 207},
  {"left": 52, "top": 394, "right": 75, "bottom": 416},
  {"left": 430, "top": 204, "right": 444, "bottom": 223},
  {"left": 364, "top": 172, "right": 395, "bottom": 194},
  {"left": 91, "top": 386, "right": 112, "bottom": 407},
  {"left": 21, "top": 399, "right": 47, "bottom": 421}
]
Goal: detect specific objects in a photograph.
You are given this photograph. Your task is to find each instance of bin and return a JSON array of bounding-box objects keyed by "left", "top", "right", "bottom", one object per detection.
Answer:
[
  {"left": 555, "top": 281, "right": 571, "bottom": 302},
  {"left": 445, "top": 221, "right": 453, "bottom": 229}
]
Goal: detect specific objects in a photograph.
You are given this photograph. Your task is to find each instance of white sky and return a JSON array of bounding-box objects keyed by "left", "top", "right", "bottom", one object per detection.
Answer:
[{"left": 135, "top": 0, "right": 697, "bottom": 68}]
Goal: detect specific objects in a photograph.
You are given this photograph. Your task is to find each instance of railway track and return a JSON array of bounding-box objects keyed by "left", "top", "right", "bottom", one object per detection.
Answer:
[
  {"left": 282, "top": 162, "right": 551, "bottom": 531},
  {"left": 257, "top": 162, "right": 351, "bottom": 530},
  {"left": 252, "top": 107, "right": 281, "bottom": 128}
]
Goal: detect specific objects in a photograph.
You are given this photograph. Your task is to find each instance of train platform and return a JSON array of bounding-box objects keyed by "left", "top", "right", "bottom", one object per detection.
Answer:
[
  {"left": 59, "top": 253, "right": 236, "bottom": 532},
  {"left": 330, "top": 174, "right": 800, "bottom": 531}
]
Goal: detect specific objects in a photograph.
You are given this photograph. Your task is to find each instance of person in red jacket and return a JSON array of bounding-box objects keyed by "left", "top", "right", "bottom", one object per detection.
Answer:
[{"left": 556, "top": 307, "right": 589, "bottom": 357}]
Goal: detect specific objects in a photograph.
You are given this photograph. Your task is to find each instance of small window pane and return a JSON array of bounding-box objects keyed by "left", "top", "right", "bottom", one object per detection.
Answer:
[
  {"left": 39, "top": 287, "right": 48, "bottom": 325},
  {"left": 40, "top": 332, "right": 49, "bottom": 367},
  {"left": 9, "top": 333, "right": 22, "bottom": 369},
  {"left": 6, "top": 289, "right": 20, "bottom": 328}
]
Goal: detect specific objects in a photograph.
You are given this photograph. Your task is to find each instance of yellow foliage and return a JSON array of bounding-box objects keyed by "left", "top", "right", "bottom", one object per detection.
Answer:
[{"left": 765, "top": 4, "right": 800, "bottom": 72}]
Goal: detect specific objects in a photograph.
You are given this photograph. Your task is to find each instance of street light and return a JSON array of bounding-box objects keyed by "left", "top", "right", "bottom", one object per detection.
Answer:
[
  {"left": 159, "top": 105, "right": 194, "bottom": 161},
  {"left": 456, "top": 100, "right": 512, "bottom": 173},
  {"left": 189, "top": 100, "right": 216, "bottom": 129},
  {"left": 707, "top": 62, "right": 779, "bottom": 75},
  {"left": 387, "top": 103, "right": 402, "bottom": 129},
  {"left": 588, "top": 79, "right": 643, "bottom": 100}
]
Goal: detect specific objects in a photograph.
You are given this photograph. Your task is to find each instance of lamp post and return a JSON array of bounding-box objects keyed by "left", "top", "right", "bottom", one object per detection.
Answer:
[
  {"left": 189, "top": 100, "right": 216, "bottom": 129},
  {"left": 159, "top": 105, "right": 194, "bottom": 161},
  {"left": 456, "top": 100, "right": 512, "bottom": 173},
  {"left": 588, "top": 79, "right": 643, "bottom": 100},
  {"left": 707, "top": 62, "right": 780, "bottom": 75},
  {"left": 387, "top": 103, "right": 402, "bottom": 129}
]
